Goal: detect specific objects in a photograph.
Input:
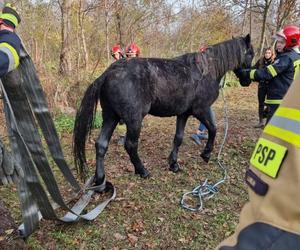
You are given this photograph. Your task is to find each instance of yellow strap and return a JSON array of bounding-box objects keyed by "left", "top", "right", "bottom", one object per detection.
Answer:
[
  {"left": 294, "top": 59, "right": 300, "bottom": 79},
  {"left": 265, "top": 99, "right": 282, "bottom": 104},
  {"left": 0, "top": 13, "right": 18, "bottom": 27},
  {"left": 250, "top": 138, "right": 287, "bottom": 178},
  {"left": 267, "top": 65, "right": 277, "bottom": 77},
  {"left": 5, "top": 3, "right": 16, "bottom": 10},
  {"left": 250, "top": 69, "right": 256, "bottom": 80},
  {"left": 0, "top": 42, "right": 19, "bottom": 67},
  {"left": 264, "top": 124, "right": 300, "bottom": 148},
  {"left": 275, "top": 107, "right": 300, "bottom": 122}
]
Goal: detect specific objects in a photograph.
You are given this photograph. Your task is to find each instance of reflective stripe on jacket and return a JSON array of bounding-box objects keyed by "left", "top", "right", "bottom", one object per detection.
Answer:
[
  {"left": 0, "top": 29, "right": 21, "bottom": 77},
  {"left": 249, "top": 49, "right": 300, "bottom": 103},
  {"left": 217, "top": 75, "right": 300, "bottom": 249}
]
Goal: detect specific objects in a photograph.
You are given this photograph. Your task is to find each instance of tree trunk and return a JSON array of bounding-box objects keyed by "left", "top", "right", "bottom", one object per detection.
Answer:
[
  {"left": 104, "top": 0, "right": 110, "bottom": 67},
  {"left": 116, "top": 12, "right": 123, "bottom": 46},
  {"left": 41, "top": 26, "right": 50, "bottom": 68},
  {"left": 189, "top": 0, "right": 195, "bottom": 52},
  {"left": 242, "top": 0, "right": 248, "bottom": 34},
  {"left": 249, "top": 0, "right": 252, "bottom": 38},
  {"left": 75, "top": 1, "right": 81, "bottom": 82},
  {"left": 78, "top": 0, "right": 88, "bottom": 70},
  {"left": 80, "top": 19, "right": 88, "bottom": 70},
  {"left": 59, "top": 0, "right": 72, "bottom": 76},
  {"left": 33, "top": 38, "right": 39, "bottom": 65},
  {"left": 259, "top": 0, "right": 272, "bottom": 56},
  {"left": 276, "top": 0, "right": 297, "bottom": 31}
]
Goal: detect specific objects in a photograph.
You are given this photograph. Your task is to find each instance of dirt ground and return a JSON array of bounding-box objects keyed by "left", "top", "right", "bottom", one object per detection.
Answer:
[{"left": 0, "top": 84, "right": 262, "bottom": 249}]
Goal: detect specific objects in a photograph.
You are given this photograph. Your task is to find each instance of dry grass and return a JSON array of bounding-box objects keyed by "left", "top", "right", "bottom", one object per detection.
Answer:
[{"left": 0, "top": 84, "right": 262, "bottom": 249}]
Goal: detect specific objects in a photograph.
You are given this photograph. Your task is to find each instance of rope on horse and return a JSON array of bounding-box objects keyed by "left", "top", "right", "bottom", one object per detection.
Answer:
[{"left": 180, "top": 85, "right": 229, "bottom": 212}]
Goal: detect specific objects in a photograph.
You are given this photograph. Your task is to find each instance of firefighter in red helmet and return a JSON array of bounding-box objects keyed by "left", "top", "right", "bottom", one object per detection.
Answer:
[
  {"left": 236, "top": 25, "right": 300, "bottom": 123},
  {"left": 111, "top": 44, "right": 124, "bottom": 61},
  {"left": 125, "top": 42, "right": 140, "bottom": 58},
  {"left": 276, "top": 25, "right": 300, "bottom": 48}
]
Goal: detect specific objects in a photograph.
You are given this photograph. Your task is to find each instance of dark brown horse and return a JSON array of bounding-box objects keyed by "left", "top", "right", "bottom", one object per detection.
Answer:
[{"left": 73, "top": 35, "right": 253, "bottom": 189}]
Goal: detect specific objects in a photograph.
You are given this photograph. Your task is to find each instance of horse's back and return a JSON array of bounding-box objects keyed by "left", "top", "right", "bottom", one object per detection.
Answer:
[{"left": 101, "top": 58, "right": 200, "bottom": 117}]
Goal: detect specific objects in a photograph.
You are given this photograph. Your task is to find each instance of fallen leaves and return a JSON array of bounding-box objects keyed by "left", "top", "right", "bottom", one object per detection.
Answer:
[
  {"left": 4, "top": 229, "right": 14, "bottom": 235},
  {"left": 0, "top": 86, "right": 261, "bottom": 249},
  {"left": 131, "top": 220, "right": 145, "bottom": 233},
  {"left": 114, "top": 233, "right": 126, "bottom": 241},
  {"left": 127, "top": 233, "right": 138, "bottom": 245}
]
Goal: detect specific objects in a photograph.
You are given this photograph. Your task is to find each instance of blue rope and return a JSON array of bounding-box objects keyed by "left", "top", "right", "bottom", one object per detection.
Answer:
[{"left": 181, "top": 87, "right": 229, "bottom": 212}]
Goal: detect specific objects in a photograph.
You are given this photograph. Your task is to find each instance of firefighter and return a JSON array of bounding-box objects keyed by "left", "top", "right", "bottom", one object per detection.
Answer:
[
  {"left": 217, "top": 74, "right": 300, "bottom": 249},
  {"left": 125, "top": 42, "right": 141, "bottom": 58},
  {"left": 237, "top": 25, "right": 300, "bottom": 122},
  {"left": 0, "top": 3, "right": 21, "bottom": 77},
  {"left": 0, "top": 3, "right": 23, "bottom": 185},
  {"left": 111, "top": 44, "right": 124, "bottom": 61}
]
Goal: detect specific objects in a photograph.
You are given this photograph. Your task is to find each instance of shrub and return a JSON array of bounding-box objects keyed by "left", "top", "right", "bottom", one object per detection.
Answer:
[{"left": 54, "top": 112, "right": 102, "bottom": 133}]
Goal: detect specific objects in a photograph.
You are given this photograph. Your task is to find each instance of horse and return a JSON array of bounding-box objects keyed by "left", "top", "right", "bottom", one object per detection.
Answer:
[{"left": 73, "top": 35, "right": 253, "bottom": 189}]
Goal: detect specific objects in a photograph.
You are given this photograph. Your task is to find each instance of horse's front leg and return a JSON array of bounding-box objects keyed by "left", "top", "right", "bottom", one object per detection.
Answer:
[
  {"left": 196, "top": 108, "right": 216, "bottom": 162},
  {"left": 94, "top": 112, "right": 118, "bottom": 191},
  {"left": 125, "top": 119, "right": 149, "bottom": 178},
  {"left": 168, "top": 114, "right": 189, "bottom": 172}
]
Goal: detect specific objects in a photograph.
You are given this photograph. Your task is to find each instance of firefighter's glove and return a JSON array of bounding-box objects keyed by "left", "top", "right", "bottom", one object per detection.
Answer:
[
  {"left": 234, "top": 68, "right": 251, "bottom": 87},
  {"left": 0, "top": 142, "right": 24, "bottom": 185}
]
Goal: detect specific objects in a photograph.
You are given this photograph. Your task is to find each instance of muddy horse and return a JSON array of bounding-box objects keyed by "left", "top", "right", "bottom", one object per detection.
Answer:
[{"left": 73, "top": 35, "right": 253, "bottom": 189}]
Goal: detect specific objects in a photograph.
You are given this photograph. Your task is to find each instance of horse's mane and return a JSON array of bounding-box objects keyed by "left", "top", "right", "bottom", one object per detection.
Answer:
[{"left": 174, "top": 37, "right": 246, "bottom": 79}]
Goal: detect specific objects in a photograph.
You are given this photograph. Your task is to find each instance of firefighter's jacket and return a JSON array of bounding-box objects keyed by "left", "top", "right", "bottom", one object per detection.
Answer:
[
  {"left": 218, "top": 75, "right": 300, "bottom": 249},
  {"left": 0, "top": 29, "right": 21, "bottom": 77},
  {"left": 250, "top": 49, "right": 300, "bottom": 105}
]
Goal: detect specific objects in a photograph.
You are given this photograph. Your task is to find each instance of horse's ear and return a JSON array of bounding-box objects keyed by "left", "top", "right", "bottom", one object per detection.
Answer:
[{"left": 244, "top": 34, "right": 251, "bottom": 45}]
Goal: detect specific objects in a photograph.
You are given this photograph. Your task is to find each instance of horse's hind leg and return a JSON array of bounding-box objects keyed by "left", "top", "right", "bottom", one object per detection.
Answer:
[
  {"left": 94, "top": 110, "right": 118, "bottom": 190},
  {"left": 168, "top": 114, "right": 189, "bottom": 172},
  {"left": 124, "top": 118, "right": 149, "bottom": 178},
  {"left": 194, "top": 109, "right": 216, "bottom": 162}
]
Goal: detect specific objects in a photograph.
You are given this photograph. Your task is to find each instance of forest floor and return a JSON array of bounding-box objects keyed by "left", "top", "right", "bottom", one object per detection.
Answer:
[{"left": 0, "top": 84, "right": 262, "bottom": 250}]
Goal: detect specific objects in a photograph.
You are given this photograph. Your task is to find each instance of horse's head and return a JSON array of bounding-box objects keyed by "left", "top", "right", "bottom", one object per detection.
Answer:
[
  {"left": 239, "top": 34, "right": 254, "bottom": 69},
  {"left": 234, "top": 34, "right": 254, "bottom": 86}
]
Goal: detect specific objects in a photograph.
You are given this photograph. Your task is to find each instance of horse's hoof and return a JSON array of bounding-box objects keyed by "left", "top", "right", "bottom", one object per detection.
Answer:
[
  {"left": 136, "top": 168, "right": 150, "bottom": 178},
  {"left": 200, "top": 152, "right": 210, "bottom": 163},
  {"left": 93, "top": 183, "right": 107, "bottom": 193},
  {"left": 169, "top": 162, "right": 180, "bottom": 173},
  {"left": 93, "top": 181, "right": 113, "bottom": 193},
  {"left": 92, "top": 177, "right": 108, "bottom": 193}
]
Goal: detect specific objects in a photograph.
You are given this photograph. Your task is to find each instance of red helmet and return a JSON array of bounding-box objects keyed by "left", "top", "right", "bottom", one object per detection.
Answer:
[
  {"left": 199, "top": 45, "right": 208, "bottom": 53},
  {"left": 111, "top": 44, "right": 124, "bottom": 59},
  {"left": 125, "top": 43, "right": 140, "bottom": 57},
  {"left": 276, "top": 25, "right": 300, "bottom": 48}
]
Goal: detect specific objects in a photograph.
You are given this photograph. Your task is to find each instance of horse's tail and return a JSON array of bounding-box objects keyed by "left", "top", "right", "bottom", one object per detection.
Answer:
[{"left": 73, "top": 75, "right": 105, "bottom": 180}]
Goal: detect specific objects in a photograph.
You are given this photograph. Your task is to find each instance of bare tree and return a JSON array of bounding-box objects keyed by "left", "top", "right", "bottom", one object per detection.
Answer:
[
  {"left": 275, "top": 0, "right": 299, "bottom": 30},
  {"left": 104, "top": 0, "right": 110, "bottom": 67},
  {"left": 258, "top": 0, "right": 273, "bottom": 55},
  {"left": 79, "top": 0, "right": 89, "bottom": 70},
  {"left": 58, "top": 0, "right": 72, "bottom": 76}
]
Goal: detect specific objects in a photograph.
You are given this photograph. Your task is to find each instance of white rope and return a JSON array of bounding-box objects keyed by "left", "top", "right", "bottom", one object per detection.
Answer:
[{"left": 180, "top": 87, "right": 229, "bottom": 212}]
